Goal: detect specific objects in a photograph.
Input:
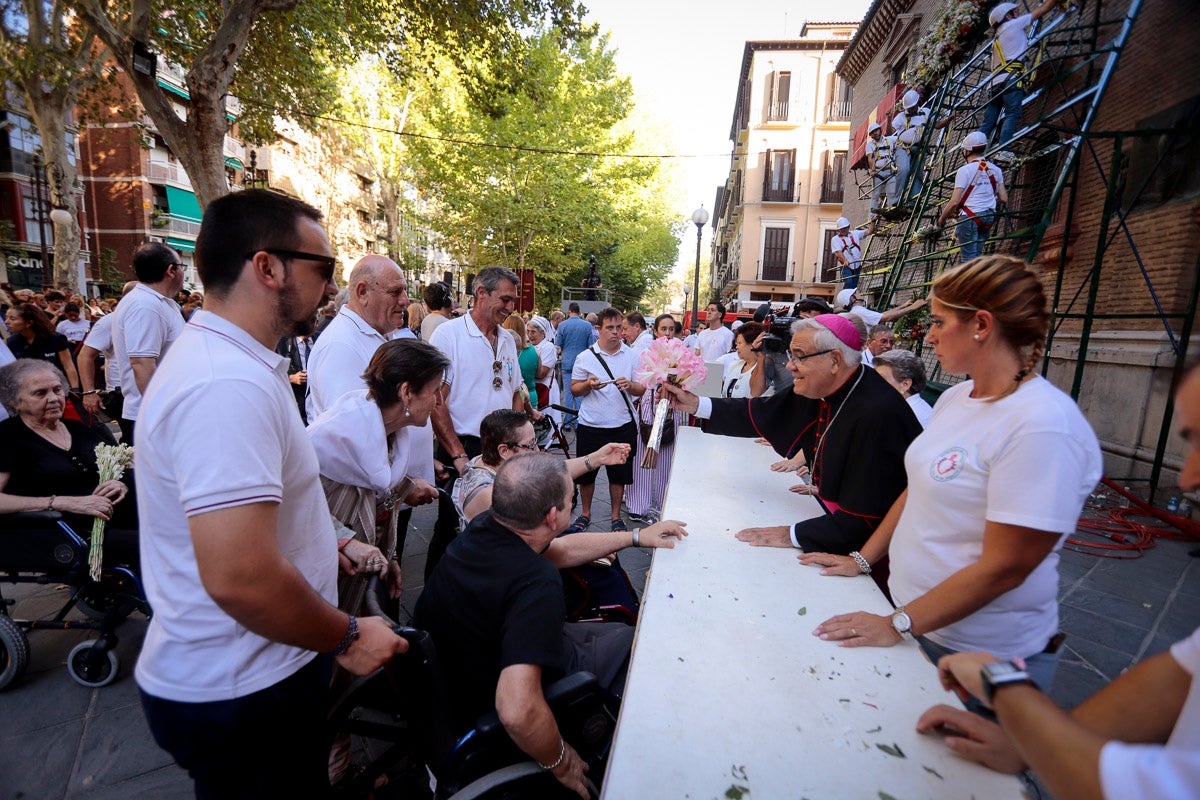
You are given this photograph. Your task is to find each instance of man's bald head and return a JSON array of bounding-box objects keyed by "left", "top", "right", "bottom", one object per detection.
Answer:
[{"left": 347, "top": 255, "right": 409, "bottom": 335}]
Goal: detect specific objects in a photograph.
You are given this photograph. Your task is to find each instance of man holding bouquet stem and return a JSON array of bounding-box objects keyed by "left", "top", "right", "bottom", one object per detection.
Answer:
[{"left": 568, "top": 307, "right": 646, "bottom": 533}]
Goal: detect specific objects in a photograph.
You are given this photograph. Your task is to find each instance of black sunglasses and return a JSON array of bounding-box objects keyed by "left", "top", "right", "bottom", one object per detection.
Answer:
[{"left": 249, "top": 249, "right": 337, "bottom": 282}]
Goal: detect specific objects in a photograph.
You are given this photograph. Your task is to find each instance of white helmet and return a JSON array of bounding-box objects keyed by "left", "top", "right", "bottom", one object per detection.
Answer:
[
  {"left": 868, "top": 122, "right": 882, "bottom": 134},
  {"left": 989, "top": 2, "right": 1018, "bottom": 26},
  {"left": 902, "top": 89, "right": 920, "bottom": 109},
  {"left": 836, "top": 288, "right": 857, "bottom": 309},
  {"left": 836, "top": 216, "right": 851, "bottom": 230},
  {"left": 960, "top": 131, "right": 989, "bottom": 151}
]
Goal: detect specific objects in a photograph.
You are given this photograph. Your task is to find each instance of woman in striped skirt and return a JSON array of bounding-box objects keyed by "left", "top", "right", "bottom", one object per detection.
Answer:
[{"left": 626, "top": 314, "right": 687, "bottom": 523}]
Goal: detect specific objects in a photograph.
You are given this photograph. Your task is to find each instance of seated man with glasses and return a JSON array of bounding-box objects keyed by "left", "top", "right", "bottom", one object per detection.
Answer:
[
  {"left": 429, "top": 266, "right": 541, "bottom": 480},
  {"left": 662, "top": 315, "right": 921, "bottom": 556}
]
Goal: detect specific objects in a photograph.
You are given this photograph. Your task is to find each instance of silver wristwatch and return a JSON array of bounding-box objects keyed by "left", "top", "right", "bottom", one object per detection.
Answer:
[{"left": 890, "top": 607, "right": 913, "bottom": 639}]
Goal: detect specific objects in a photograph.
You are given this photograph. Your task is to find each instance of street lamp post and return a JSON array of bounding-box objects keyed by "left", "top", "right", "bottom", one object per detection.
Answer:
[{"left": 690, "top": 205, "right": 709, "bottom": 332}]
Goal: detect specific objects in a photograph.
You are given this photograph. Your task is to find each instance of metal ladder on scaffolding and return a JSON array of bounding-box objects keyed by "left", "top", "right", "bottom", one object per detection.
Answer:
[{"left": 853, "top": 0, "right": 1143, "bottom": 387}]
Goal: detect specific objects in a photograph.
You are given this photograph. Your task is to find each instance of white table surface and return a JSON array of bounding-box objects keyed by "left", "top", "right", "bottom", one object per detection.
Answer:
[{"left": 602, "top": 426, "right": 1022, "bottom": 799}]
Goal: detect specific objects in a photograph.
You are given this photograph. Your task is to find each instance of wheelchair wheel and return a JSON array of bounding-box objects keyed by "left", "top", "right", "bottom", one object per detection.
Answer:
[
  {"left": 67, "top": 641, "right": 119, "bottom": 688},
  {"left": 75, "top": 584, "right": 136, "bottom": 622},
  {"left": 0, "top": 614, "right": 30, "bottom": 691}
]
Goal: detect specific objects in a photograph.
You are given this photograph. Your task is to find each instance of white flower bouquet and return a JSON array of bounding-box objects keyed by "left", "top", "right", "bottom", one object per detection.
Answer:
[{"left": 89, "top": 443, "right": 135, "bottom": 581}]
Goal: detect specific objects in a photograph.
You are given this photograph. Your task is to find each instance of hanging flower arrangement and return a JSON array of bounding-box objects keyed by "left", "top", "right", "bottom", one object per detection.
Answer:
[{"left": 903, "top": 0, "right": 992, "bottom": 93}]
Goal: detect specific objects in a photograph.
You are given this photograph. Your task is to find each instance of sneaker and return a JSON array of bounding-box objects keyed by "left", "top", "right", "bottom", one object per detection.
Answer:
[
  {"left": 610, "top": 518, "right": 628, "bottom": 532},
  {"left": 565, "top": 515, "right": 590, "bottom": 534},
  {"left": 992, "top": 150, "right": 1017, "bottom": 166}
]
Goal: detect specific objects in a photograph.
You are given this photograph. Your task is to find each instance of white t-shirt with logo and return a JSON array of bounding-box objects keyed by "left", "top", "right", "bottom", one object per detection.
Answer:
[
  {"left": 892, "top": 107, "right": 930, "bottom": 147},
  {"left": 697, "top": 325, "right": 734, "bottom": 363},
  {"left": 56, "top": 317, "right": 91, "bottom": 343},
  {"left": 888, "top": 376, "right": 1101, "bottom": 660}
]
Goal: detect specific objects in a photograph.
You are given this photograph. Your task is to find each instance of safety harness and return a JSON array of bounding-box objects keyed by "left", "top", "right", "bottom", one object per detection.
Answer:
[
  {"left": 869, "top": 137, "right": 895, "bottom": 174},
  {"left": 992, "top": 29, "right": 1032, "bottom": 89},
  {"left": 835, "top": 233, "right": 862, "bottom": 269},
  {"left": 958, "top": 160, "right": 999, "bottom": 233}
]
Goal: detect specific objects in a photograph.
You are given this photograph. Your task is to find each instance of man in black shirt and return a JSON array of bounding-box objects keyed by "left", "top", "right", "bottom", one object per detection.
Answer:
[
  {"left": 664, "top": 314, "right": 921, "bottom": 555},
  {"left": 415, "top": 453, "right": 686, "bottom": 798}
]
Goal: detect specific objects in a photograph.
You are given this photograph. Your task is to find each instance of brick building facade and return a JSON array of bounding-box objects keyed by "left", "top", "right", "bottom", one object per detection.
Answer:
[{"left": 836, "top": 0, "right": 1199, "bottom": 491}]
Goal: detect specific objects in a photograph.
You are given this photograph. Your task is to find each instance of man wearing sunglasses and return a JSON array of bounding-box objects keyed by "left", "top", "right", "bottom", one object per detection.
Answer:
[
  {"left": 133, "top": 190, "right": 407, "bottom": 797},
  {"left": 429, "top": 266, "right": 539, "bottom": 479},
  {"left": 663, "top": 314, "right": 920, "bottom": 557},
  {"left": 110, "top": 241, "right": 186, "bottom": 443}
]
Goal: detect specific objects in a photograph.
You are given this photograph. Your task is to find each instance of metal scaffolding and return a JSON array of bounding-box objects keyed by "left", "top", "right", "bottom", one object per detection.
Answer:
[{"left": 848, "top": 0, "right": 1198, "bottom": 495}]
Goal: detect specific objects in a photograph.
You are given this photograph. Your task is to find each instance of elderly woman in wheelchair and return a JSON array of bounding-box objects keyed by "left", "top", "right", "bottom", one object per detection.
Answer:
[
  {"left": 0, "top": 360, "right": 136, "bottom": 556},
  {"left": 0, "top": 360, "right": 144, "bottom": 690}
]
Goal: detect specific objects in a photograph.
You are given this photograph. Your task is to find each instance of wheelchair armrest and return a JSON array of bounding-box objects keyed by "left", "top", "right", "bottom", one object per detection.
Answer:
[
  {"left": 472, "top": 671, "right": 600, "bottom": 738},
  {"left": 0, "top": 510, "right": 65, "bottom": 529}
]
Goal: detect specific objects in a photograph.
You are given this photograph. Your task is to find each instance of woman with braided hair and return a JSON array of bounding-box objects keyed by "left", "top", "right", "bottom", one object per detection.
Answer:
[{"left": 800, "top": 255, "right": 1102, "bottom": 700}]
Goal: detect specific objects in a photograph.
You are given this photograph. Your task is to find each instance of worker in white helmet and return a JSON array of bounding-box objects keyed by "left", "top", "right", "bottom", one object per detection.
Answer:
[
  {"left": 865, "top": 122, "right": 897, "bottom": 212},
  {"left": 981, "top": 0, "right": 1059, "bottom": 163},
  {"left": 890, "top": 89, "right": 957, "bottom": 212},
  {"left": 936, "top": 131, "right": 1008, "bottom": 262},
  {"left": 830, "top": 216, "right": 870, "bottom": 290}
]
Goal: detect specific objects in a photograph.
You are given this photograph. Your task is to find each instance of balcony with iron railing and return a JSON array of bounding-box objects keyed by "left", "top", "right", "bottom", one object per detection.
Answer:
[
  {"left": 826, "top": 99, "right": 852, "bottom": 122},
  {"left": 820, "top": 168, "right": 845, "bottom": 204},
  {"left": 758, "top": 260, "right": 791, "bottom": 282},
  {"left": 762, "top": 183, "right": 795, "bottom": 203},
  {"left": 766, "top": 101, "right": 790, "bottom": 122},
  {"left": 223, "top": 136, "right": 246, "bottom": 163}
]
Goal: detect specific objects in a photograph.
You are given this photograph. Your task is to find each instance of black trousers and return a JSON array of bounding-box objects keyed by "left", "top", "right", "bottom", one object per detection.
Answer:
[{"left": 140, "top": 654, "right": 333, "bottom": 799}]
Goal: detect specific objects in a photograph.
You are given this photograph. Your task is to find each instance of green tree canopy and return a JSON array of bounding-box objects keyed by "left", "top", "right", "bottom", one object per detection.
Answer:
[{"left": 409, "top": 29, "right": 681, "bottom": 311}]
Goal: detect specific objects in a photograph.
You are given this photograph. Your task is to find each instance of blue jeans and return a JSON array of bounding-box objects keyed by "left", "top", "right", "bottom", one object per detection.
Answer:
[
  {"left": 918, "top": 635, "right": 1061, "bottom": 716},
  {"left": 842, "top": 266, "right": 860, "bottom": 289},
  {"left": 982, "top": 82, "right": 1024, "bottom": 146},
  {"left": 955, "top": 210, "right": 994, "bottom": 262}
]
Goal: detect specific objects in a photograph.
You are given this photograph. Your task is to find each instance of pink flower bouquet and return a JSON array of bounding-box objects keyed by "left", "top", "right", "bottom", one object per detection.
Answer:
[{"left": 635, "top": 339, "right": 707, "bottom": 468}]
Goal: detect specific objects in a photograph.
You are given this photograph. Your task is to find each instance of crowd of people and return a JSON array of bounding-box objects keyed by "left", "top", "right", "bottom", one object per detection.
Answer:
[{"left": 2, "top": 168, "right": 1196, "bottom": 796}]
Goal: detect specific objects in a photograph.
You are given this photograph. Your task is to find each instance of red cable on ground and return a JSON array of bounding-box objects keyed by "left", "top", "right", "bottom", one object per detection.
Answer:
[{"left": 1067, "top": 478, "right": 1200, "bottom": 559}]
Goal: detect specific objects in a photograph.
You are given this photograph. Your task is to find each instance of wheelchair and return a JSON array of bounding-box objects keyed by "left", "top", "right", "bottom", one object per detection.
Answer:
[
  {"left": 0, "top": 510, "right": 150, "bottom": 690},
  {"left": 327, "top": 578, "right": 618, "bottom": 799}
]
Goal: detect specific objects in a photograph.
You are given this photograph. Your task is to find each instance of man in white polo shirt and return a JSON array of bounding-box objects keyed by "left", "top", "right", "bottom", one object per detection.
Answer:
[
  {"left": 429, "top": 266, "right": 537, "bottom": 477},
  {"left": 110, "top": 242, "right": 185, "bottom": 443},
  {"left": 307, "top": 254, "right": 409, "bottom": 419},
  {"left": 134, "top": 189, "right": 406, "bottom": 798},
  {"left": 569, "top": 306, "right": 646, "bottom": 533}
]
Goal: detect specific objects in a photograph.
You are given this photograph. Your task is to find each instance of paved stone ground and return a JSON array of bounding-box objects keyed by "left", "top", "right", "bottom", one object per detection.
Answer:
[{"left": 1, "top": 444, "right": 1196, "bottom": 798}]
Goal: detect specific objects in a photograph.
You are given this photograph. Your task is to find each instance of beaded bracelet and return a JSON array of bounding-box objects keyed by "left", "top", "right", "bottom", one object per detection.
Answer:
[
  {"left": 538, "top": 737, "right": 566, "bottom": 771},
  {"left": 849, "top": 550, "right": 871, "bottom": 575}
]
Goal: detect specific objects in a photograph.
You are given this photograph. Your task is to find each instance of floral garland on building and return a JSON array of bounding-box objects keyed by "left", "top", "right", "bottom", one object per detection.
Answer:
[{"left": 903, "top": 0, "right": 992, "bottom": 93}]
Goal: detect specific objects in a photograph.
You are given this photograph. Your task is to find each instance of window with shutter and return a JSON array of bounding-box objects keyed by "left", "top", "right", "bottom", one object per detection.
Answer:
[
  {"left": 761, "top": 227, "right": 790, "bottom": 281},
  {"left": 762, "top": 150, "right": 796, "bottom": 202}
]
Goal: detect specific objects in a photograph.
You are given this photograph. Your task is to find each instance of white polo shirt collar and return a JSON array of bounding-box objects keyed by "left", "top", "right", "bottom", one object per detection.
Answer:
[{"left": 186, "top": 309, "right": 288, "bottom": 378}]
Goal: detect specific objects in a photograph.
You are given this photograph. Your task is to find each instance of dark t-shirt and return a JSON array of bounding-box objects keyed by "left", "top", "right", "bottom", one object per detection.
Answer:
[
  {"left": 7, "top": 333, "right": 72, "bottom": 377},
  {"left": 0, "top": 416, "right": 136, "bottom": 530},
  {"left": 413, "top": 512, "right": 569, "bottom": 732}
]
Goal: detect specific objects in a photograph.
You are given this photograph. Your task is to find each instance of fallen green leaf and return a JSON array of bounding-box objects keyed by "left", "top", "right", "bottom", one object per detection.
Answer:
[
  {"left": 724, "top": 784, "right": 750, "bottom": 799},
  {"left": 879, "top": 793, "right": 899, "bottom": 800},
  {"left": 867, "top": 726, "right": 882, "bottom": 733},
  {"left": 923, "top": 765, "right": 944, "bottom": 780},
  {"left": 798, "top": 607, "right": 807, "bottom": 616},
  {"left": 875, "top": 742, "right": 906, "bottom": 758}
]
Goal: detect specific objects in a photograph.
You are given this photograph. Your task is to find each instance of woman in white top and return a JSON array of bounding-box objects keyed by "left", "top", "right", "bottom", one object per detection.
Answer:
[
  {"left": 720, "top": 322, "right": 775, "bottom": 400},
  {"left": 801, "top": 255, "right": 1102, "bottom": 695}
]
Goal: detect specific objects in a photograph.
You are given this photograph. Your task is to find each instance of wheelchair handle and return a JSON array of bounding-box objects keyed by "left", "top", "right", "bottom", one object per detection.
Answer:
[{"left": 549, "top": 403, "right": 579, "bottom": 418}]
